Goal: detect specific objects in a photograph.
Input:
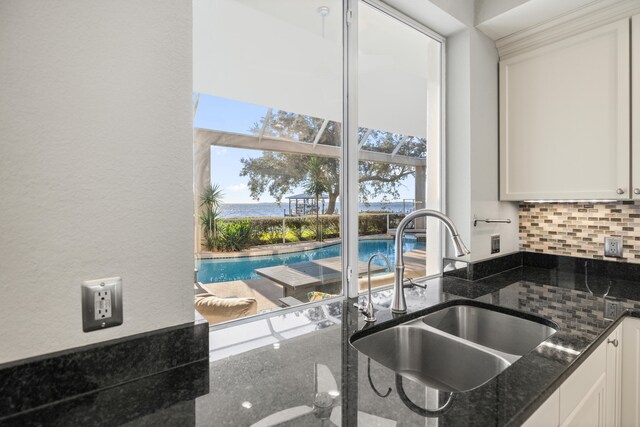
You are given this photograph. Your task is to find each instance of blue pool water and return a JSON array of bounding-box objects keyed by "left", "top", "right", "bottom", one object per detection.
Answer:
[{"left": 196, "top": 238, "right": 425, "bottom": 284}]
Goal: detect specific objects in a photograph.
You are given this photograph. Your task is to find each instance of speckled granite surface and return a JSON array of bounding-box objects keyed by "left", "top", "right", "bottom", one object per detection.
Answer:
[
  {"left": 3, "top": 257, "right": 640, "bottom": 426},
  {"left": 0, "top": 322, "right": 209, "bottom": 426},
  {"left": 196, "top": 266, "right": 640, "bottom": 427}
]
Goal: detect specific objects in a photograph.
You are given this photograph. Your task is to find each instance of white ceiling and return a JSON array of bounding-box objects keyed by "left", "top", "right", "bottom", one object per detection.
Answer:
[
  {"left": 194, "top": 0, "right": 441, "bottom": 138},
  {"left": 383, "top": 0, "right": 609, "bottom": 40},
  {"left": 475, "top": 0, "right": 604, "bottom": 40}
]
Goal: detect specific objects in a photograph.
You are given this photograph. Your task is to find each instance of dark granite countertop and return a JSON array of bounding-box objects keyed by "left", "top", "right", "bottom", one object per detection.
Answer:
[
  {"left": 5, "top": 264, "right": 640, "bottom": 426},
  {"left": 196, "top": 265, "right": 640, "bottom": 426}
]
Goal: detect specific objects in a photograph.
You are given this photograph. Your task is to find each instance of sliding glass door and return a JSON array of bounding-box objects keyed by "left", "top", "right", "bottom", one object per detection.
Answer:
[
  {"left": 353, "top": 1, "right": 444, "bottom": 298},
  {"left": 193, "top": 0, "right": 344, "bottom": 324},
  {"left": 192, "top": 0, "right": 443, "bottom": 324}
]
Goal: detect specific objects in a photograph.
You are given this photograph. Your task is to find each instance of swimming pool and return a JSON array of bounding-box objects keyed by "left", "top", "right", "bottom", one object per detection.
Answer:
[{"left": 196, "top": 238, "right": 425, "bottom": 284}]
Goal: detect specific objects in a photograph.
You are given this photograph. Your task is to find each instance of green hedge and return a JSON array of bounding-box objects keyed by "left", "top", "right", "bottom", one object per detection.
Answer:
[{"left": 212, "top": 213, "right": 405, "bottom": 251}]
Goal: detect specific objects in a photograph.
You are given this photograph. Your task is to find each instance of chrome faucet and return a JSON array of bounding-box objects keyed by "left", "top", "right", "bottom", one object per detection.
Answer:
[
  {"left": 392, "top": 209, "right": 470, "bottom": 314},
  {"left": 355, "top": 253, "right": 392, "bottom": 323}
]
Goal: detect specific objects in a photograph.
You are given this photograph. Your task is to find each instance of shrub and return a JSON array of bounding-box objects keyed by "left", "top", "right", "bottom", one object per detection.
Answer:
[
  {"left": 203, "top": 234, "right": 217, "bottom": 252},
  {"left": 358, "top": 215, "right": 386, "bottom": 235},
  {"left": 319, "top": 216, "right": 340, "bottom": 239},
  {"left": 388, "top": 213, "right": 406, "bottom": 229},
  {"left": 217, "top": 220, "right": 252, "bottom": 251},
  {"left": 286, "top": 218, "right": 307, "bottom": 240}
]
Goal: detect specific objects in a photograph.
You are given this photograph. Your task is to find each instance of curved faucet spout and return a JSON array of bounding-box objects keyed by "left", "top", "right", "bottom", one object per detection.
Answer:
[{"left": 392, "top": 209, "right": 470, "bottom": 314}]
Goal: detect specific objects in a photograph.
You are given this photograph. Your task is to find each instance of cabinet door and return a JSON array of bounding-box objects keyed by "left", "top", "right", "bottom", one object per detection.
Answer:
[
  {"left": 522, "top": 390, "right": 559, "bottom": 427},
  {"left": 560, "top": 340, "right": 607, "bottom": 426},
  {"left": 632, "top": 15, "right": 640, "bottom": 199},
  {"left": 560, "top": 373, "right": 606, "bottom": 427},
  {"left": 606, "top": 325, "right": 621, "bottom": 427},
  {"left": 622, "top": 317, "right": 640, "bottom": 426},
  {"left": 500, "top": 19, "right": 630, "bottom": 201}
]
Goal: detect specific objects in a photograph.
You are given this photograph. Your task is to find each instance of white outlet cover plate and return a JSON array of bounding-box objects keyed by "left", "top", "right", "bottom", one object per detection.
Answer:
[{"left": 81, "top": 277, "right": 123, "bottom": 332}]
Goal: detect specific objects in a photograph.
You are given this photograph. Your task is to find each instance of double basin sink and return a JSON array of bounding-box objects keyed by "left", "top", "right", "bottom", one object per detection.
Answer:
[{"left": 350, "top": 300, "right": 557, "bottom": 392}]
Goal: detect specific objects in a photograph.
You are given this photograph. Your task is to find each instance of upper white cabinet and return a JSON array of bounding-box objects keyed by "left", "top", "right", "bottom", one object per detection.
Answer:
[
  {"left": 499, "top": 18, "right": 630, "bottom": 201},
  {"left": 633, "top": 15, "right": 640, "bottom": 199}
]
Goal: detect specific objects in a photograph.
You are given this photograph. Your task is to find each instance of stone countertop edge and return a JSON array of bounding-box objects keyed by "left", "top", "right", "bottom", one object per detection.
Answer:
[
  {"left": 507, "top": 309, "right": 638, "bottom": 426},
  {"left": 0, "top": 320, "right": 209, "bottom": 419},
  {"left": 347, "top": 280, "right": 640, "bottom": 426}
]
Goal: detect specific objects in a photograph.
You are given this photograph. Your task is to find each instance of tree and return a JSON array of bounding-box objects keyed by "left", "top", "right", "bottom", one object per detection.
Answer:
[
  {"left": 303, "top": 156, "right": 329, "bottom": 240},
  {"left": 240, "top": 111, "right": 424, "bottom": 213}
]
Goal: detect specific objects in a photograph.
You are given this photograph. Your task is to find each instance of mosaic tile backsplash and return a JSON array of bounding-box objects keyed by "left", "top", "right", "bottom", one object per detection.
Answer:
[{"left": 520, "top": 201, "right": 640, "bottom": 263}]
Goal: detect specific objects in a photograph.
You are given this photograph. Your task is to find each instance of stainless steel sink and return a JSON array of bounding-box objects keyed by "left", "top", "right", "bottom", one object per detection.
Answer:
[
  {"left": 421, "top": 304, "right": 557, "bottom": 356},
  {"left": 351, "top": 325, "right": 510, "bottom": 392},
  {"left": 350, "top": 301, "right": 557, "bottom": 392}
]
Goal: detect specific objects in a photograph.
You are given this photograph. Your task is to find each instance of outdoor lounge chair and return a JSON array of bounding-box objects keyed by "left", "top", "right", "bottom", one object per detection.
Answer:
[{"left": 194, "top": 282, "right": 257, "bottom": 324}]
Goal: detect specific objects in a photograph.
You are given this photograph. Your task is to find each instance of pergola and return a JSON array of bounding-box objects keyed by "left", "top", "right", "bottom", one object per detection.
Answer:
[{"left": 193, "top": 113, "right": 427, "bottom": 251}]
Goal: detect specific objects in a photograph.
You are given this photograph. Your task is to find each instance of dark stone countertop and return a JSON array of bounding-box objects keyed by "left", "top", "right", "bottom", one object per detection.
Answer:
[
  {"left": 195, "top": 266, "right": 640, "bottom": 426},
  {"left": 5, "top": 264, "right": 640, "bottom": 426}
]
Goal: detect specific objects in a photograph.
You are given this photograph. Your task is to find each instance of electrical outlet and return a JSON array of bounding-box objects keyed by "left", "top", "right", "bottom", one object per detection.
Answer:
[
  {"left": 604, "top": 299, "right": 619, "bottom": 320},
  {"left": 82, "top": 277, "right": 123, "bottom": 332},
  {"left": 604, "top": 236, "right": 623, "bottom": 258},
  {"left": 491, "top": 234, "right": 500, "bottom": 254}
]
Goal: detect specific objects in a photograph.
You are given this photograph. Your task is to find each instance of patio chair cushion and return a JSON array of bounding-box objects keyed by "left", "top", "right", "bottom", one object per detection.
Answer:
[
  {"left": 307, "top": 291, "right": 339, "bottom": 302},
  {"left": 195, "top": 292, "right": 257, "bottom": 324}
]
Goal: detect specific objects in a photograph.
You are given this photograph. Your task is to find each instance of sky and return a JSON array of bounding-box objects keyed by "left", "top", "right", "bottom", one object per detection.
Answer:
[{"left": 194, "top": 94, "right": 414, "bottom": 204}]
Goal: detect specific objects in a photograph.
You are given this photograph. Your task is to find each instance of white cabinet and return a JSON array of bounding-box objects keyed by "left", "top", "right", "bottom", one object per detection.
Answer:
[
  {"left": 523, "top": 325, "right": 621, "bottom": 427},
  {"left": 621, "top": 317, "right": 640, "bottom": 426},
  {"left": 632, "top": 15, "right": 640, "bottom": 199},
  {"left": 499, "top": 19, "right": 631, "bottom": 201},
  {"left": 606, "top": 324, "right": 622, "bottom": 427},
  {"left": 559, "top": 336, "right": 610, "bottom": 427},
  {"left": 522, "top": 390, "right": 559, "bottom": 427}
]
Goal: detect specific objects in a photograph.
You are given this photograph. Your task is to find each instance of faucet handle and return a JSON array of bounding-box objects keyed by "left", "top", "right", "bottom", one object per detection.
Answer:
[
  {"left": 354, "top": 303, "right": 376, "bottom": 323},
  {"left": 402, "top": 278, "right": 427, "bottom": 289}
]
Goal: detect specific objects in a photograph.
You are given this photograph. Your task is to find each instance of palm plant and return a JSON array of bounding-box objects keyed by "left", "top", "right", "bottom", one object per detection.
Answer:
[
  {"left": 200, "top": 183, "right": 224, "bottom": 251},
  {"left": 200, "top": 183, "right": 224, "bottom": 211},
  {"left": 303, "top": 157, "right": 329, "bottom": 241}
]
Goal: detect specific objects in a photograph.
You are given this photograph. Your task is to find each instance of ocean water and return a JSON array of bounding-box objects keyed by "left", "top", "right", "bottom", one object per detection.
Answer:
[{"left": 219, "top": 201, "right": 414, "bottom": 218}]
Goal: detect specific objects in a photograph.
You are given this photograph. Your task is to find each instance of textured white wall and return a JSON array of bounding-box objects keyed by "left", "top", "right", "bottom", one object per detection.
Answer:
[
  {"left": 446, "top": 22, "right": 520, "bottom": 262},
  {"left": 445, "top": 31, "right": 472, "bottom": 262},
  {"left": 0, "top": 0, "right": 194, "bottom": 363},
  {"left": 469, "top": 29, "right": 520, "bottom": 261}
]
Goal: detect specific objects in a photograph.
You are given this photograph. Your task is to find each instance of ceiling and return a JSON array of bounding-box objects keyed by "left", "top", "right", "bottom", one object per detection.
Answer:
[{"left": 383, "top": 0, "right": 607, "bottom": 40}]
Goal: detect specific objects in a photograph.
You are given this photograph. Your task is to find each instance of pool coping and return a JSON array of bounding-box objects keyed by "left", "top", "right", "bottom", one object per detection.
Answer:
[{"left": 197, "top": 234, "right": 393, "bottom": 260}]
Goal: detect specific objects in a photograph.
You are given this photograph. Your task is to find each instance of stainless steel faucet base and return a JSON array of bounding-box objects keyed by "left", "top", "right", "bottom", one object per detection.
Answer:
[{"left": 357, "top": 253, "right": 392, "bottom": 322}]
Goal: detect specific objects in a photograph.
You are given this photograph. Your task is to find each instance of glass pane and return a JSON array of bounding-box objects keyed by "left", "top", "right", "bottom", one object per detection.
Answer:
[
  {"left": 195, "top": 94, "right": 269, "bottom": 135},
  {"left": 193, "top": 0, "right": 344, "bottom": 328},
  {"left": 357, "top": 2, "right": 442, "bottom": 292}
]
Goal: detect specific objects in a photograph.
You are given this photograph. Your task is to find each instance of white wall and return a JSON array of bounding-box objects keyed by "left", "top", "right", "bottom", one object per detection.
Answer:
[
  {"left": 469, "top": 29, "right": 520, "bottom": 261},
  {"left": 445, "top": 16, "right": 520, "bottom": 262},
  {"left": 0, "top": 0, "right": 194, "bottom": 363},
  {"left": 445, "top": 31, "right": 472, "bottom": 261}
]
